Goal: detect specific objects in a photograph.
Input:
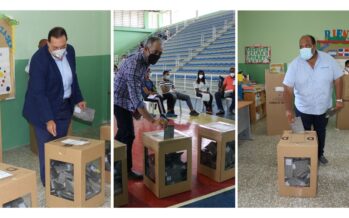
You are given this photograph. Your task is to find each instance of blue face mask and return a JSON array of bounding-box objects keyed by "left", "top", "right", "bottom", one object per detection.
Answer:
[{"left": 300, "top": 47, "right": 313, "bottom": 61}]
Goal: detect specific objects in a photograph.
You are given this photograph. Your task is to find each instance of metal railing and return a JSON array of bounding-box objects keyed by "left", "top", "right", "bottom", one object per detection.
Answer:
[{"left": 150, "top": 72, "right": 222, "bottom": 97}]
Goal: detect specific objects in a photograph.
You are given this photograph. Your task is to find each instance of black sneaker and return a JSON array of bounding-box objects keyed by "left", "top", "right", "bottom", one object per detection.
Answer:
[
  {"left": 319, "top": 156, "right": 328, "bottom": 165},
  {"left": 166, "top": 112, "right": 178, "bottom": 118},
  {"left": 216, "top": 110, "right": 225, "bottom": 115},
  {"left": 128, "top": 170, "right": 143, "bottom": 180},
  {"left": 190, "top": 110, "right": 199, "bottom": 116}
]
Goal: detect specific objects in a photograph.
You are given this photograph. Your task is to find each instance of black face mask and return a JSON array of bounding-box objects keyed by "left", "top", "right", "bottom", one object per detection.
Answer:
[{"left": 148, "top": 53, "right": 161, "bottom": 65}]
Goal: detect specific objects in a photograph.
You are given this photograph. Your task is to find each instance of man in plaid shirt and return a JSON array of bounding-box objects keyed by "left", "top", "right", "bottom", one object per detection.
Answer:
[{"left": 114, "top": 37, "right": 166, "bottom": 180}]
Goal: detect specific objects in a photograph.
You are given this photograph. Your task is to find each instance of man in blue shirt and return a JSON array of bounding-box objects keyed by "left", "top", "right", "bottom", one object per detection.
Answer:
[
  {"left": 23, "top": 27, "right": 86, "bottom": 186},
  {"left": 114, "top": 37, "right": 167, "bottom": 180},
  {"left": 283, "top": 35, "right": 344, "bottom": 165}
]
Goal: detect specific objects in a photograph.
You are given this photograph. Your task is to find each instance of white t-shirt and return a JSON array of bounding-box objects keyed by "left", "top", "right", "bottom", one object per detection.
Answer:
[{"left": 193, "top": 81, "right": 208, "bottom": 92}]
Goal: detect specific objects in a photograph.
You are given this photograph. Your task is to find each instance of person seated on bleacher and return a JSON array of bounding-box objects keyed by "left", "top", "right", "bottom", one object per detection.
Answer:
[
  {"left": 160, "top": 70, "right": 199, "bottom": 117},
  {"left": 194, "top": 70, "right": 213, "bottom": 114},
  {"left": 142, "top": 68, "right": 166, "bottom": 117},
  {"left": 215, "top": 67, "right": 235, "bottom": 115}
]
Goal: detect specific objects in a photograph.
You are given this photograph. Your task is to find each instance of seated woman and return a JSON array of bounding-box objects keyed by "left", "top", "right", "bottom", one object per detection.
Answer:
[
  {"left": 142, "top": 68, "right": 166, "bottom": 117},
  {"left": 193, "top": 70, "right": 213, "bottom": 114}
]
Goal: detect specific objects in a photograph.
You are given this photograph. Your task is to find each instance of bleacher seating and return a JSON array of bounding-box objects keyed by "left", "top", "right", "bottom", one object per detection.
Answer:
[{"left": 150, "top": 11, "right": 235, "bottom": 74}]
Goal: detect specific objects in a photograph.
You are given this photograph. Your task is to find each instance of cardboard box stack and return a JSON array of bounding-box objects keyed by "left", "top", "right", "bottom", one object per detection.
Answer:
[
  {"left": 265, "top": 70, "right": 290, "bottom": 135},
  {"left": 100, "top": 124, "right": 111, "bottom": 184},
  {"left": 336, "top": 75, "right": 349, "bottom": 129},
  {"left": 142, "top": 129, "right": 192, "bottom": 198},
  {"left": 277, "top": 131, "right": 318, "bottom": 197},
  {"left": 198, "top": 121, "right": 235, "bottom": 182},
  {"left": 45, "top": 136, "right": 105, "bottom": 207},
  {"left": 114, "top": 140, "right": 128, "bottom": 207},
  {"left": 0, "top": 163, "right": 38, "bottom": 207}
]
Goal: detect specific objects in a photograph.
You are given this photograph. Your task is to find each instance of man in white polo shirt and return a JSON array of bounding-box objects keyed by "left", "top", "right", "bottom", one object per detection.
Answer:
[{"left": 283, "top": 35, "right": 344, "bottom": 165}]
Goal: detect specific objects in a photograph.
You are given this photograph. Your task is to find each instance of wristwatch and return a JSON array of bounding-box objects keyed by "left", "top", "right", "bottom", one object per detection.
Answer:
[{"left": 336, "top": 99, "right": 343, "bottom": 103}]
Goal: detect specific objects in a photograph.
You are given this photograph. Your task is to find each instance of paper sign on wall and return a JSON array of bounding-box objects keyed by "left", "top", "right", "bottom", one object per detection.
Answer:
[
  {"left": 0, "top": 47, "right": 11, "bottom": 94},
  {"left": 245, "top": 45, "right": 271, "bottom": 64}
]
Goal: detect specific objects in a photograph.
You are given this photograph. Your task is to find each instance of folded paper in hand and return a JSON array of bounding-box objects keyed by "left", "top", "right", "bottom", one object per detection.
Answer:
[
  {"left": 291, "top": 117, "right": 304, "bottom": 133},
  {"left": 74, "top": 106, "right": 95, "bottom": 122},
  {"left": 325, "top": 107, "right": 337, "bottom": 118}
]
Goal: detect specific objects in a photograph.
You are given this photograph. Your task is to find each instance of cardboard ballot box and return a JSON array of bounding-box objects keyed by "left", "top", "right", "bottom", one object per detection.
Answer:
[
  {"left": 265, "top": 70, "right": 290, "bottom": 135},
  {"left": 100, "top": 124, "right": 111, "bottom": 184},
  {"left": 0, "top": 163, "right": 38, "bottom": 207},
  {"left": 143, "top": 130, "right": 192, "bottom": 198},
  {"left": 45, "top": 136, "right": 105, "bottom": 207},
  {"left": 336, "top": 100, "right": 349, "bottom": 129},
  {"left": 198, "top": 122, "right": 235, "bottom": 182},
  {"left": 114, "top": 140, "right": 128, "bottom": 207},
  {"left": 343, "top": 75, "right": 349, "bottom": 100},
  {"left": 277, "top": 131, "right": 318, "bottom": 197},
  {"left": 30, "top": 122, "right": 73, "bottom": 155}
]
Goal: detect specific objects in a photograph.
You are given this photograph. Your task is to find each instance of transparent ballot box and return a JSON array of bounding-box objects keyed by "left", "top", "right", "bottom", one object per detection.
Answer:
[
  {"left": 225, "top": 140, "right": 235, "bottom": 170},
  {"left": 45, "top": 136, "right": 105, "bottom": 207},
  {"left": 3, "top": 194, "right": 32, "bottom": 208},
  {"left": 114, "top": 160, "right": 123, "bottom": 196},
  {"left": 200, "top": 138, "right": 217, "bottom": 169},
  {"left": 0, "top": 163, "right": 38, "bottom": 207},
  {"left": 143, "top": 130, "right": 192, "bottom": 198},
  {"left": 50, "top": 160, "right": 74, "bottom": 201},
  {"left": 198, "top": 122, "right": 235, "bottom": 182},
  {"left": 284, "top": 158, "right": 311, "bottom": 187},
  {"left": 85, "top": 158, "right": 102, "bottom": 200},
  {"left": 114, "top": 140, "right": 128, "bottom": 206}
]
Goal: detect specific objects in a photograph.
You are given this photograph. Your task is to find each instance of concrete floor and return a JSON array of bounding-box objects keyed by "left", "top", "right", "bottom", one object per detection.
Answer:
[
  {"left": 238, "top": 116, "right": 349, "bottom": 207},
  {"left": 2, "top": 126, "right": 111, "bottom": 208}
]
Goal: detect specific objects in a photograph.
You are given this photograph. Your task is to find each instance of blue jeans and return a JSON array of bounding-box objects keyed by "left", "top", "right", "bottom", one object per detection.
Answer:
[
  {"left": 215, "top": 91, "right": 235, "bottom": 112},
  {"left": 295, "top": 107, "right": 328, "bottom": 157}
]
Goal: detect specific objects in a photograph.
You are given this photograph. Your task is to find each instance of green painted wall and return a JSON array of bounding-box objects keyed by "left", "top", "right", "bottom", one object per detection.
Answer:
[
  {"left": 238, "top": 11, "right": 349, "bottom": 82},
  {"left": 0, "top": 11, "right": 111, "bottom": 151},
  {"left": 114, "top": 27, "right": 153, "bottom": 56},
  {"left": 114, "top": 11, "right": 157, "bottom": 56},
  {"left": 4, "top": 11, "right": 110, "bottom": 59}
]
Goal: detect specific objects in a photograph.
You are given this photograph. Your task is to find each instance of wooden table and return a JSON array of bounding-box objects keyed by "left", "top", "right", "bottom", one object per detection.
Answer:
[{"left": 238, "top": 101, "right": 253, "bottom": 140}]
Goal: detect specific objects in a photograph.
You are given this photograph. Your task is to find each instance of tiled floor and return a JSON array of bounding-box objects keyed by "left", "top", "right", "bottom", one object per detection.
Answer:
[
  {"left": 238, "top": 117, "right": 349, "bottom": 207},
  {"left": 2, "top": 127, "right": 111, "bottom": 208}
]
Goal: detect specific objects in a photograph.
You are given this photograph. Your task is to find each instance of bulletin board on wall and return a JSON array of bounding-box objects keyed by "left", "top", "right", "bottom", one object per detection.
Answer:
[
  {"left": 0, "top": 14, "right": 18, "bottom": 101},
  {"left": 0, "top": 14, "right": 18, "bottom": 162},
  {"left": 245, "top": 45, "right": 271, "bottom": 64},
  {"left": 317, "top": 40, "right": 349, "bottom": 68}
]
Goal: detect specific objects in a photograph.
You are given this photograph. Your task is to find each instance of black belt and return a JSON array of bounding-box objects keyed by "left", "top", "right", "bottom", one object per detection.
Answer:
[{"left": 63, "top": 97, "right": 71, "bottom": 104}]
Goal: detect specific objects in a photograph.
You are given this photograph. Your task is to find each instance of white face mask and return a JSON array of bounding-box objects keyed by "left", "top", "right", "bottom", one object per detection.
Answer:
[
  {"left": 230, "top": 73, "right": 235, "bottom": 77},
  {"left": 51, "top": 48, "right": 66, "bottom": 60},
  {"left": 164, "top": 75, "right": 170, "bottom": 80},
  {"left": 345, "top": 67, "right": 349, "bottom": 71},
  {"left": 299, "top": 47, "right": 313, "bottom": 61},
  {"left": 199, "top": 75, "right": 204, "bottom": 79}
]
